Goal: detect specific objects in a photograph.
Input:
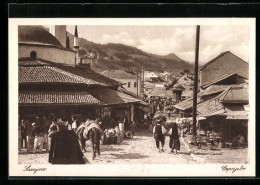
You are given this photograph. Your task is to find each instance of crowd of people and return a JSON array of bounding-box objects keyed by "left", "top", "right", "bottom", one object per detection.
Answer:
[
  {"left": 145, "top": 96, "right": 181, "bottom": 155},
  {"left": 146, "top": 97, "right": 175, "bottom": 119},
  {"left": 18, "top": 103, "right": 182, "bottom": 164},
  {"left": 18, "top": 114, "right": 135, "bottom": 163}
]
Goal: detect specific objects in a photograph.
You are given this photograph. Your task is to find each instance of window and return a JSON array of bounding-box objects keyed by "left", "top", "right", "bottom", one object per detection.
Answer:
[
  {"left": 128, "top": 82, "right": 131, "bottom": 88},
  {"left": 30, "top": 51, "right": 37, "bottom": 59},
  {"left": 134, "top": 82, "right": 137, "bottom": 88}
]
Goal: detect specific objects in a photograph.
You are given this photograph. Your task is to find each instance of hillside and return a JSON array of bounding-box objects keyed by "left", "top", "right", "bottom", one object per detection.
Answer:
[{"left": 77, "top": 37, "right": 194, "bottom": 75}]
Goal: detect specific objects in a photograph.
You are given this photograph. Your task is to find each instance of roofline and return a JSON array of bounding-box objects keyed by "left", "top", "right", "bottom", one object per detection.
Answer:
[
  {"left": 199, "top": 51, "right": 248, "bottom": 71},
  {"left": 220, "top": 100, "right": 249, "bottom": 104},
  {"left": 19, "top": 82, "right": 112, "bottom": 88},
  {"left": 101, "top": 71, "right": 138, "bottom": 79},
  {"left": 19, "top": 103, "right": 101, "bottom": 106},
  {"left": 200, "top": 73, "right": 237, "bottom": 89},
  {"left": 19, "top": 42, "right": 77, "bottom": 53}
]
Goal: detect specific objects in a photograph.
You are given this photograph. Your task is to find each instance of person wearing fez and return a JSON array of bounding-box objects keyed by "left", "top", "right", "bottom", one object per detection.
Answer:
[
  {"left": 153, "top": 117, "right": 166, "bottom": 152},
  {"left": 49, "top": 118, "right": 85, "bottom": 164}
]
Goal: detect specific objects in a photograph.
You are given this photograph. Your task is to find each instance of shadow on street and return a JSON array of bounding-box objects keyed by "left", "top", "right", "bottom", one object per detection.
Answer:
[{"left": 110, "top": 153, "right": 149, "bottom": 159}]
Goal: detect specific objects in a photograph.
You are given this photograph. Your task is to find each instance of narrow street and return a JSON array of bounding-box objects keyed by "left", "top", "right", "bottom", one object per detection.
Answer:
[
  {"left": 19, "top": 129, "right": 196, "bottom": 165},
  {"left": 84, "top": 130, "right": 196, "bottom": 164}
]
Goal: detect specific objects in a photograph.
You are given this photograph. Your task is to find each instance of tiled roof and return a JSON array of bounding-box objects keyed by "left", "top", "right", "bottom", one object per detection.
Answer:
[
  {"left": 197, "top": 98, "right": 225, "bottom": 116},
  {"left": 196, "top": 86, "right": 231, "bottom": 116},
  {"left": 47, "top": 61, "right": 122, "bottom": 87},
  {"left": 19, "top": 88, "right": 141, "bottom": 106},
  {"left": 218, "top": 85, "right": 249, "bottom": 103},
  {"left": 101, "top": 70, "right": 136, "bottom": 79},
  {"left": 18, "top": 58, "right": 47, "bottom": 66},
  {"left": 199, "top": 51, "right": 248, "bottom": 71},
  {"left": 200, "top": 51, "right": 231, "bottom": 71},
  {"left": 174, "top": 98, "right": 202, "bottom": 111},
  {"left": 181, "top": 90, "right": 193, "bottom": 97},
  {"left": 200, "top": 73, "right": 237, "bottom": 89},
  {"left": 88, "top": 88, "right": 141, "bottom": 105},
  {"left": 117, "top": 87, "right": 139, "bottom": 98},
  {"left": 198, "top": 85, "right": 230, "bottom": 97},
  {"left": 197, "top": 85, "right": 248, "bottom": 116},
  {"left": 19, "top": 65, "right": 106, "bottom": 86},
  {"left": 19, "top": 91, "right": 100, "bottom": 105}
]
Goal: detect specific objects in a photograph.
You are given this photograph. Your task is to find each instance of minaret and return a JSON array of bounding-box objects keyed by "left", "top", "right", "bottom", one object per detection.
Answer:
[
  {"left": 73, "top": 25, "right": 79, "bottom": 50},
  {"left": 73, "top": 25, "right": 80, "bottom": 65}
]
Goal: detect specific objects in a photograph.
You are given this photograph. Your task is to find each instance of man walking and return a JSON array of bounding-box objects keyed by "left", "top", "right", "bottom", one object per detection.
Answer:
[
  {"left": 32, "top": 122, "right": 44, "bottom": 154},
  {"left": 44, "top": 115, "right": 52, "bottom": 151},
  {"left": 20, "top": 120, "right": 27, "bottom": 149},
  {"left": 26, "top": 119, "right": 33, "bottom": 153},
  {"left": 71, "top": 116, "right": 79, "bottom": 132},
  {"left": 153, "top": 117, "right": 166, "bottom": 152}
]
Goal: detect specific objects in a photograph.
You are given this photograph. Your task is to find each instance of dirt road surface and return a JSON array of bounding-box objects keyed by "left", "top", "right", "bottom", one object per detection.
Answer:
[{"left": 18, "top": 130, "right": 196, "bottom": 165}]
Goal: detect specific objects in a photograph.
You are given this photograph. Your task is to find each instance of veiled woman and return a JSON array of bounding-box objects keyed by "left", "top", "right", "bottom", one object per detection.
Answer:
[
  {"left": 169, "top": 122, "right": 180, "bottom": 155},
  {"left": 49, "top": 118, "right": 85, "bottom": 164}
]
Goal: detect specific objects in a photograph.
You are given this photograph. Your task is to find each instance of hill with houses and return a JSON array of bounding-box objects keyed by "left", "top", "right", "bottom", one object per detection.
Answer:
[{"left": 75, "top": 35, "right": 194, "bottom": 76}]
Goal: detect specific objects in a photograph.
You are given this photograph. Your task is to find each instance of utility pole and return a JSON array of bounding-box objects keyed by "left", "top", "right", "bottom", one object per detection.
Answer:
[
  {"left": 142, "top": 66, "right": 145, "bottom": 98},
  {"left": 192, "top": 25, "right": 200, "bottom": 136},
  {"left": 136, "top": 72, "right": 139, "bottom": 98}
]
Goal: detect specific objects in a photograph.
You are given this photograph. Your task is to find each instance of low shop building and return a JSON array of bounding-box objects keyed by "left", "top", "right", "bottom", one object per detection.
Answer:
[
  {"left": 197, "top": 84, "right": 249, "bottom": 143},
  {"left": 174, "top": 51, "right": 249, "bottom": 144},
  {"left": 19, "top": 58, "right": 144, "bottom": 128}
]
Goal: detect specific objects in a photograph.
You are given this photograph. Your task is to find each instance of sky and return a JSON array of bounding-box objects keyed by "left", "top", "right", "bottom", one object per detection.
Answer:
[{"left": 65, "top": 25, "right": 250, "bottom": 64}]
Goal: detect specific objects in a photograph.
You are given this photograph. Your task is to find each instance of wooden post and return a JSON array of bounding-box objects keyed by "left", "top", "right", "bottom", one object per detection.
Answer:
[
  {"left": 192, "top": 25, "right": 200, "bottom": 136},
  {"left": 131, "top": 104, "right": 134, "bottom": 122},
  {"left": 142, "top": 66, "right": 145, "bottom": 97},
  {"left": 137, "top": 73, "right": 139, "bottom": 98}
]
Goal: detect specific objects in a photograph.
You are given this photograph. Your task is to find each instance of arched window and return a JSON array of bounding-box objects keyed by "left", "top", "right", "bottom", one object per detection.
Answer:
[{"left": 30, "top": 51, "right": 37, "bottom": 59}]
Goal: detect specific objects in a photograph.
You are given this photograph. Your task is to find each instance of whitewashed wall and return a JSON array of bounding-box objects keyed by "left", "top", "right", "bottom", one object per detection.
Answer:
[{"left": 19, "top": 45, "right": 76, "bottom": 65}]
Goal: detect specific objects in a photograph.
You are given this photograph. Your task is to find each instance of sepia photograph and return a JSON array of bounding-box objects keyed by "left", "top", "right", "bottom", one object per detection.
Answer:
[{"left": 8, "top": 18, "right": 255, "bottom": 176}]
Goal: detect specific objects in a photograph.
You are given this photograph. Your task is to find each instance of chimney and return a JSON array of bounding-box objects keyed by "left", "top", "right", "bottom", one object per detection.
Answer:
[{"left": 49, "top": 25, "right": 67, "bottom": 48}]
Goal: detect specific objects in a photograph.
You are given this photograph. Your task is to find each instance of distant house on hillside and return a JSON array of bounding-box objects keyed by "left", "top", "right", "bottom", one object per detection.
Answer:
[
  {"left": 144, "top": 71, "right": 159, "bottom": 79},
  {"left": 178, "top": 73, "right": 193, "bottom": 86},
  {"left": 144, "top": 71, "right": 165, "bottom": 84},
  {"left": 160, "top": 71, "right": 171, "bottom": 80},
  {"left": 101, "top": 70, "right": 141, "bottom": 97},
  {"left": 199, "top": 51, "right": 248, "bottom": 89}
]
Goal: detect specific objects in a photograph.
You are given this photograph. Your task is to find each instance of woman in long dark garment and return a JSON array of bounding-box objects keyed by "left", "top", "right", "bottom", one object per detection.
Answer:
[
  {"left": 153, "top": 117, "right": 166, "bottom": 152},
  {"left": 169, "top": 122, "right": 180, "bottom": 155},
  {"left": 48, "top": 118, "right": 85, "bottom": 164}
]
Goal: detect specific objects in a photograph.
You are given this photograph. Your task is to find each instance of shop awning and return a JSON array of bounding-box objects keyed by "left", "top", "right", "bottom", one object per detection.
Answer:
[
  {"left": 197, "top": 116, "right": 206, "bottom": 120},
  {"left": 200, "top": 109, "right": 226, "bottom": 117},
  {"left": 19, "top": 88, "right": 141, "bottom": 106},
  {"left": 174, "top": 98, "right": 194, "bottom": 111},
  {"left": 88, "top": 88, "right": 141, "bottom": 106},
  {"left": 19, "top": 91, "right": 100, "bottom": 105},
  {"left": 226, "top": 115, "right": 248, "bottom": 120},
  {"left": 221, "top": 111, "right": 249, "bottom": 120}
]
